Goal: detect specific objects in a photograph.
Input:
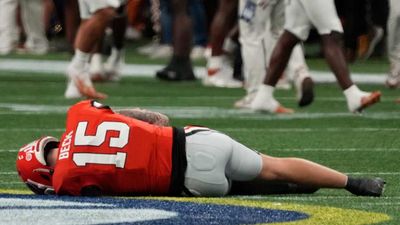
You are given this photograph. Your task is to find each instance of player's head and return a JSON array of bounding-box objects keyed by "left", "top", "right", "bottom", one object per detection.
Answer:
[{"left": 16, "top": 136, "right": 59, "bottom": 195}]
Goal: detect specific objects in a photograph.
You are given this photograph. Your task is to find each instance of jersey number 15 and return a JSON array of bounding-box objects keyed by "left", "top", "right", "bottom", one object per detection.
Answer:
[{"left": 73, "top": 121, "right": 130, "bottom": 168}]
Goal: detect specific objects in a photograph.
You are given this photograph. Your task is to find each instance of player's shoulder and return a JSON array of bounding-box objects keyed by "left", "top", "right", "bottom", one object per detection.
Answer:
[{"left": 68, "top": 100, "right": 112, "bottom": 113}]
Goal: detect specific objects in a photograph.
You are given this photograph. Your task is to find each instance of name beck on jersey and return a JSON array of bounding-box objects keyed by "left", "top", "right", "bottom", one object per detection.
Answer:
[{"left": 59, "top": 131, "right": 73, "bottom": 160}]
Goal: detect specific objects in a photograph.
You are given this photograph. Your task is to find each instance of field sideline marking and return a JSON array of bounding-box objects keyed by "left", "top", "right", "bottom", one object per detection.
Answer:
[
  {"left": 0, "top": 59, "right": 388, "bottom": 84},
  {"left": 0, "top": 96, "right": 398, "bottom": 103},
  {"left": 1, "top": 103, "right": 400, "bottom": 120}
]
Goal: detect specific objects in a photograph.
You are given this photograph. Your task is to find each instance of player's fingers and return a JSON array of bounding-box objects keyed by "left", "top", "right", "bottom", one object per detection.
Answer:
[{"left": 74, "top": 78, "right": 107, "bottom": 99}]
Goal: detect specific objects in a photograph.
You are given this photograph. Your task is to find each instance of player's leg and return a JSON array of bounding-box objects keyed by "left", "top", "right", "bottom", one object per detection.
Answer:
[
  {"left": 259, "top": 155, "right": 347, "bottom": 188},
  {"left": 235, "top": 0, "right": 271, "bottom": 108},
  {"left": 222, "top": 132, "right": 385, "bottom": 197},
  {"left": 236, "top": 38, "right": 266, "bottom": 109},
  {"left": 224, "top": 133, "right": 319, "bottom": 195},
  {"left": 251, "top": 0, "right": 309, "bottom": 114},
  {"left": 156, "top": 0, "right": 196, "bottom": 81},
  {"left": 287, "top": 45, "right": 314, "bottom": 107},
  {"left": 74, "top": 9, "right": 116, "bottom": 53},
  {"left": 230, "top": 179, "right": 319, "bottom": 195},
  {"left": 302, "top": 0, "right": 381, "bottom": 112},
  {"left": 203, "top": 0, "right": 242, "bottom": 88},
  {"left": 386, "top": 0, "right": 400, "bottom": 88},
  {"left": 320, "top": 32, "right": 353, "bottom": 90},
  {"left": 104, "top": 7, "right": 127, "bottom": 81},
  {"left": 189, "top": 0, "right": 207, "bottom": 60},
  {"left": 89, "top": 40, "right": 105, "bottom": 82},
  {"left": 65, "top": 0, "right": 119, "bottom": 99},
  {"left": 250, "top": 31, "right": 299, "bottom": 113},
  {"left": 270, "top": 1, "right": 313, "bottom": 107},
  {"left": 63, "top": 0, "right": 80, "bottom": 51},
  {"left": 258, "top": 155, "right": 385, "bottom": 196}
]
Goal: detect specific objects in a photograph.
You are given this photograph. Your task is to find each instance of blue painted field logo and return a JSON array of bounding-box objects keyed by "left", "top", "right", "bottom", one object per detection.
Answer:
[{"left": 0, "top": 194, "right": 391, "bottom": 225}]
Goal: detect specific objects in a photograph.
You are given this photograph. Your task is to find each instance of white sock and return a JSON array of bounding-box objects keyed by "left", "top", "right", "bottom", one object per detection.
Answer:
[
  {"left": 70, "top": 49, "right": 90, "bottom": 70},
  {"left": 251, "top": 84, "right": 279, "bottom": 112},
  {"left": 343, "top": 85, "right": 369, "bottom": 112},
  {"left": 344, "top": 85, "right": 365, "bottom": 99}
]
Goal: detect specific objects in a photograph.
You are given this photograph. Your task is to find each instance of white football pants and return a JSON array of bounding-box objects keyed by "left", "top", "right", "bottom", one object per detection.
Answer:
[
  {"left": 388, "top": 0, "right": 400, "bottom": 73},
  {"left": 284, "top": 0, "right": 343, "bottom": 41},
  {"left": 239, "top": 0, "right": 309, "bottom": 95},
  {"left": 0, "top": 0, "right": 48, "bottom": 54}
]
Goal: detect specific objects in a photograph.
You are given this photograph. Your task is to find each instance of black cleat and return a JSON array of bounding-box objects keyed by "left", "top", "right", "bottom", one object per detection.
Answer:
[
  {"left": 298, "top": 77, "right": 314, "bottom": 107},
  {"left": 156, "top": 66, "right": 196, "bottom": 81},
  {"left": 346, "top": 177, "right": 385, "bottom": 197},
  {"left": 156, "top": 55, "right": 196, "bottom": 81}
]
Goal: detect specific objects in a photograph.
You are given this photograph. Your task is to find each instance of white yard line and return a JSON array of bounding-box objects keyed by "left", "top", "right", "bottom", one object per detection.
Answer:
[
  {"left": 0, "top": 128, "right": 64, "bottom": 132},
  {"left": 363, "top": 202, "right": 400, "bottom": 206},
  {"left": 0, "top": 149, "right": 17, "bottom": 153},
  {"left": 0, "top": 58, "right": 387, "bottom": 84},
  {"left": 238, "top": 196, "right": 400, "bottom": 200},
  {"left": 1, "top": 103, "right": 400, "bottom": 120},
  {"left": 347, "top": 172, "right": 400, "bottom": 175},
  {"left": 0, "top": 96, "right": 397, "bottom": 103},
  {"left": 0, "top": 182, "right": 24, "bottom": 185},
  {"left": 269, "top": 148, "right": 400, "bottom": 152},
  {"left": 0, "top": 172, "right": 17, "bottom": 175},
  {"left": 224, "top": 128, "right": 400, "bottom": 132}
]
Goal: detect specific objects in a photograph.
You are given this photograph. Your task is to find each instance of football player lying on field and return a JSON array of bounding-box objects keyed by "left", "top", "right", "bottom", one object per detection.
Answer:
[{"left": 17, "top": 100, "right": 385, "bottom": 197}]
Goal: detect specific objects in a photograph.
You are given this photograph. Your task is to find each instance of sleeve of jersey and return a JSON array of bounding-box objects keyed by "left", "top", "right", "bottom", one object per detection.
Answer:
[{"left": 55, "top": 175, "right": 102, "bottom": 196}]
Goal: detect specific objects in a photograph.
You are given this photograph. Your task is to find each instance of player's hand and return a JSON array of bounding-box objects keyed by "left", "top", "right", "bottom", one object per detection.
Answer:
[{"left": 74, "top": 77, "right": 108, "bottom": 99}]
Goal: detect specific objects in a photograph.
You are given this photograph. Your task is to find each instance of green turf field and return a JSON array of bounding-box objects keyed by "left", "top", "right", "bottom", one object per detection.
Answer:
[{"left": 0, "top": 50, "right": 399, "bottom": 224}]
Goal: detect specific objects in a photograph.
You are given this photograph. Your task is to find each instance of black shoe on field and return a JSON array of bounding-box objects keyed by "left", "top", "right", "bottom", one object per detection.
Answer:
[
  {"left": 156, "top": 55, "right": 196, "bottom": 81},
  {"left": 298, "top": 77, "right": 314, "bottom": 107},
  {"left": 346, "top": 177, "right": 385, "bottom": 197},
  {"left": 156, "top": 65, "right": 196, "bottom": 81}
]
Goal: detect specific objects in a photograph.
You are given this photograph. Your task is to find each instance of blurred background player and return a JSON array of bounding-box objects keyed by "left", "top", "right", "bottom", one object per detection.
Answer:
[
  {"left": 65, "top": 0, "right": 127, "bottom": 99},
  {"left": 0, "top": 0, "right": 49, "bottom": 55},
  {"left": 155, "top": 0, "right": 196, "bottom": 81},
  {"left": 386, "top": 0, "right": 400, "bottom": 89},
  {"left": 89, "top": 7, "right": 128, "bottom": 83},
  {"left": 202, "top": 0, "right": 243, "bottom": 88},
  {"left": 251, "top": 0, "right": 381, "bottom": 114},
  {"left": 235, "top": 0, "right": 313, "bottom": 110}
]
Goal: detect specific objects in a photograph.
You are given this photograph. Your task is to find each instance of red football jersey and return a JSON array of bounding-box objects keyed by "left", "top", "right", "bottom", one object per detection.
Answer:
[{"left": 53, "top": 100, "right": 175, "bottom": 196}]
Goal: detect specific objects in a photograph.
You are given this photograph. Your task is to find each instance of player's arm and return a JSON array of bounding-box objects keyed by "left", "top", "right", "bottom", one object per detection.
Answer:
[{"left": 115, "top": 108, "right": 170, "bottom": 126}]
